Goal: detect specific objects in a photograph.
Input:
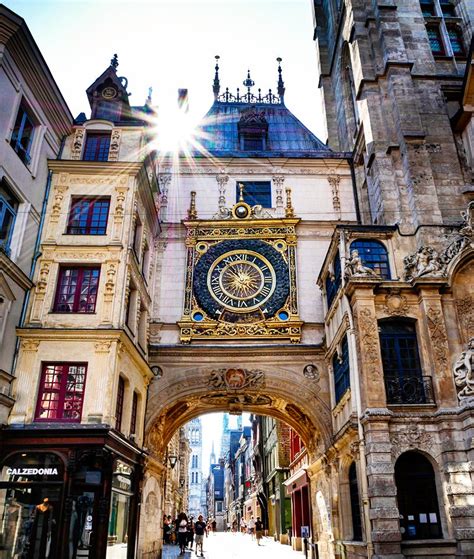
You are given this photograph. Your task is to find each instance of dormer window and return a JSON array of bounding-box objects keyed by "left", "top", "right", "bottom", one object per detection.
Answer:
[
  {"left": 238, "top": 107, "right": 268, "bottom": 151},
  {"left": 83, "top": 132, "right": 111, "bottom": 162}
]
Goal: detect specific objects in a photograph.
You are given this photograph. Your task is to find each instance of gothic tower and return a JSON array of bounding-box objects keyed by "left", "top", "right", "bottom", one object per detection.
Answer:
[{"left": 187, "top": 417, "right": 204, "bottom": 517}]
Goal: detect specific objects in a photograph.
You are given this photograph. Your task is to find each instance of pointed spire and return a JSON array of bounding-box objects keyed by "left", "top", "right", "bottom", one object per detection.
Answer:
[
  {"left": 238, "top": 183, "right": 245, "bottom": 202},
  {"left": 277, "top": 57, "right": 285, "bottom": 101},
  {"left": 213, "top": 55, "right": 221, "bottom": 100},
  {"left": 110, "top": 53, "right": 119, "bottom": 71}
]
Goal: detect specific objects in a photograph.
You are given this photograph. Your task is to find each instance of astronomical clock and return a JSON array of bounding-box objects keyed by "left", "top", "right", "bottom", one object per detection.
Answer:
[{"left": 178, "top": 189, "right": 302, "bottom": 343}]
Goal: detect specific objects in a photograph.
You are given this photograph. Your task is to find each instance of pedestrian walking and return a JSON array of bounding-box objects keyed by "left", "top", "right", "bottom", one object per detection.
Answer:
[
  {"left": 255, "top": 517, "right": 263, "bottom": 546},
  {"left": 248, "top": 516, "right": 255, "bottom": 539},
  {"left": 187, "top": 516, "right": 195, "bottom": 549},
  {"left": 176, "top": 512, "right": 188, "bottom": 555},
  {"left": 194, "top": 514, "right": 207, "bottom": 556},
  {"left": 211, "top": 518, "right": 217, "bottom": 534}
]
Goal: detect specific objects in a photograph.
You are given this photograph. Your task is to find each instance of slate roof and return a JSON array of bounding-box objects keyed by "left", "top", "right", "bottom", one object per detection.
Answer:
[{"left": 194, "top": 99, "right": 332, "bottom": 158}]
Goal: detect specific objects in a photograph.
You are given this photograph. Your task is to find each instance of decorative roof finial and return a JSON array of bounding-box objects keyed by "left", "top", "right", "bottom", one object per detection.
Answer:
[
  {"left": 238, "top": 183, "right": 245, "bottom": 202},
  {"left": 110, "top": 54, "right": 119, "bottom": 70},
  {"left": 277, "top": 57, "right": 285, "bottom": 101},
  {"left": 285, "top": 187, "right": 294, "bottom": 218},
  {"left": 243, "top": 70, "right": 255, "bottom": 95},
  {"left": 213, "top": 55, "right": 221, "bottom": 100},
  {"left": 146, "top": 86, "right": 153, "bottom": 106},
  {"left": 188, "top": 191, "right": 198, "bottom": 220}
]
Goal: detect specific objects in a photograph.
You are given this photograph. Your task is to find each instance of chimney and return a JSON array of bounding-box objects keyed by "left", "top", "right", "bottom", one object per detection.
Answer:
[{"left": 178, "top": 89, "right": 189, "bottom": 113}]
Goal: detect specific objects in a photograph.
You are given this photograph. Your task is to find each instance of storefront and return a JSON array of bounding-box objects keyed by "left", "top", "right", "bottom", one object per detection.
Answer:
[
  {"left": 284, "top": 469, "right": 311, "bottom": 552},
  {"left": 0, "top": 427, "right": 143, "bottom": 559}
]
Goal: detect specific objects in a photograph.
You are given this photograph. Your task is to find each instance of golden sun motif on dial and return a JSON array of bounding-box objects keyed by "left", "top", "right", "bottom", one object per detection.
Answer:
[{"left": 207, "top": 250, "right": 276, "bottom": 312}]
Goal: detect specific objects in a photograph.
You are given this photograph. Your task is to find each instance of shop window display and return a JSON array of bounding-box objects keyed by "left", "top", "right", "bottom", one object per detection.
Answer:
[
  {"left": 0, "top": 453, "right": 63, "bottom": 559},
  {"left": 106, "top": 460, "right": 134, "bottom": 558}
]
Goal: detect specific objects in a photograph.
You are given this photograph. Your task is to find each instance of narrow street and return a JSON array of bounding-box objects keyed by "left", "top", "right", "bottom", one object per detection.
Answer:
[{"left": 162, "top": 533, "right": 306, "bottom": 559}]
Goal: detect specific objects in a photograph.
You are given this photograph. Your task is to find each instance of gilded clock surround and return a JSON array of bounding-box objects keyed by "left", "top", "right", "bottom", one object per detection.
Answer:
[{"left": 179, "top": 191, "right": 302, "bottom": 343}]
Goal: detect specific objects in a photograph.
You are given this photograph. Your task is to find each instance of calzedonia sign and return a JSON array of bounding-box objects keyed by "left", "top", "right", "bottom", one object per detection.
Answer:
[{"left": 6, "top": 467, "right": 59, "bottom": 476}]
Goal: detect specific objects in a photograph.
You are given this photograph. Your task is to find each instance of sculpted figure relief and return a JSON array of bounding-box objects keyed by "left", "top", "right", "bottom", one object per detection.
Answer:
[
  {"left": 345, "top": 249, "right": 379, "bottom": 278},
  {"left": 404, "top": 246, "right": 445, "bottom": 280},
  {"left": 453, "top": 338, "right": 474, "bottom": 404}
]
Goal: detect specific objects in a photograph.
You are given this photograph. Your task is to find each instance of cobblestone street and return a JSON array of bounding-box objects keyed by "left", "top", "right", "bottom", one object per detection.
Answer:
[{"left": 162, "top": 533, "right": 305, "bottom": 559}]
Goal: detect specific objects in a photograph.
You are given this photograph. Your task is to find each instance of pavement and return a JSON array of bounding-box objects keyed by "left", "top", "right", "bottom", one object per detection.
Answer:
[{"left": 162, "top": 532, "right": 304, "bottom": 559}]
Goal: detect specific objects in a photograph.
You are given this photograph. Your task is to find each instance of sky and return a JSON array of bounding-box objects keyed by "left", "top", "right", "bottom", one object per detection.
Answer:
[{"left": 4, "top": 0, "right": 327, "bottom": 142}]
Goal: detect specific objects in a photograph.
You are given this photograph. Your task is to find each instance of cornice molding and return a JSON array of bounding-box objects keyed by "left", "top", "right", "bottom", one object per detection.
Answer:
[{"left": 48, "top": 160, "right": 143, "bottom": 175}]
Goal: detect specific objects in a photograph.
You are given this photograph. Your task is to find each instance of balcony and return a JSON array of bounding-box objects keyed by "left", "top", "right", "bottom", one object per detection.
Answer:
[{"left": 385, "top": 375, "right": 435, "bottom": 405}]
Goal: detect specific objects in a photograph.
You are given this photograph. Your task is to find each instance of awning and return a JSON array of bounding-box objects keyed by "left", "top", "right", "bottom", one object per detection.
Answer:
[{"left": 283, "top": 468, "right": 308, "bottom": 495}]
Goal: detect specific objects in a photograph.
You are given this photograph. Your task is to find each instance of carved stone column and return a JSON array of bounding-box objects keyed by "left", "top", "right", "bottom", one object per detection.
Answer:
[
  {"left": 418, "top": 286, "right": 456, "bottom": 407},
  {"left": 112, "top": 180, "right": 129, "bottom": 241},
  {"left": 272, "top": 174, "right": 285, "bottom": 216},
  {"left": 70, "top": 128, "right": 85, "bottom": 160},
  {"left": 108, "top": 129, "right": 121, "bottom": 161},
  {"left": 216, "top": 172, "right": 229, "bottom": 211},
  {"left": 45, "top": 177, "right": 69, "bottom": 241},
  {"left": 101, "top": 261, "right": 118, "bottom": 325},
  {"left": 327, "top": 171, "right": 341, "bottom": 219},
  {"left": 83, "top": 340, "right": 115, "bottom": 424},
  {"left": 158, "top": 173, "right": 172, "bottom": 220},
  {"left": 351, "top": 291, "right": 386, "bottom": 408},
  {"left": 29, "top": 260, "right": 52, "bottom": 323}
]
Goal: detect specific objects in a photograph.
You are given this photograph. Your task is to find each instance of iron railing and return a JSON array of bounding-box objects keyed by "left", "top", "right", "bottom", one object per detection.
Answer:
[{"left": 384, "top": 375, "right": 435, "bottom": 405}]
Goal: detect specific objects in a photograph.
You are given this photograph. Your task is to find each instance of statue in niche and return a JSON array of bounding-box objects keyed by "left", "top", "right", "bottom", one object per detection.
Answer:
[
  {"left": 453, "top": 337, "right": 474, "bottom": 404},
  {"left": 345, "top": 249, "right": 379, "bottom": 278}
]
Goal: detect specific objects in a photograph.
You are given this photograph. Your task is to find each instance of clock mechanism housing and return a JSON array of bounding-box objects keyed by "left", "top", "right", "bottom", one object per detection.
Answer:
[{"left": 179, "top": 197, "right": 302, "bottom": 343}]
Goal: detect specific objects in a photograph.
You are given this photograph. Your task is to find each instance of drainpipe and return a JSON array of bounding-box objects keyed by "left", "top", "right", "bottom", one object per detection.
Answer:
[{"left": 339, "top": 228, "right": 373, "bottom": 558}]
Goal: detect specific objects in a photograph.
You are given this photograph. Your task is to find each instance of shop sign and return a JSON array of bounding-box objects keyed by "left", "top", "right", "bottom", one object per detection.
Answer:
[
  {"left": 6, "top": 467, "right": 59, "bottom": 476},
  {"left": 112, "top": 460, "right": 133, "bottom": 491}
]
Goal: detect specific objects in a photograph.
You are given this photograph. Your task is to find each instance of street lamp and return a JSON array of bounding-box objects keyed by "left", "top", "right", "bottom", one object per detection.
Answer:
[{"left": 168, "top": 455, "right": 178, "bottom": 469}]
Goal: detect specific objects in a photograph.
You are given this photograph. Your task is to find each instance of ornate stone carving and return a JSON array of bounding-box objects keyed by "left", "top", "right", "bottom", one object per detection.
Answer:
[
  {"left": 327, "top": 172, "right": 341, "bottom": 213},
  {"left": 71, "top": 128, "right": 85, "bottom": 160},
  {"left": 356, "top": 307, "right": 380, "bottom": 382},
  {"left": 158, "top": 173, "right": 172, "bottom": 207},
  {"left": 345, "top": 249, "right": 380, "bottom": 279},
  {"left": 21, "top": 340, "right": 40, "bottom": 352},
  {"left": 94, "top": 341, "right": 112, "bottom": 353},
  {"left": 303, "top": 363, "right": 320, "bottom": 381},
  {"left": 460, "top": 201, "right": 474, "bottom": 239},
  {"left": 207, "top": 368, "right": 265, "bottom": 390},
  {"left": 457, "top": 296, "right": 474, "bottom": 344},
  {"left": 383, "top": 290, "right": 409, "bottom": 316},
  {"left": 453, "top": 338, "right": 474, "bottom": 404},
  {"left": 200, "top": 393, "right": 272, "bottom": 407},
  {"left": 272, "top": 174, "right": 285, "bottom": 212},
  {"left": 50, "top": 184, "right": 68, "bottom": 221},
  {"left": 36, "top": 262, "right": 51, "bottom": 294},
  {"left": 390, "top": 425, "right": 433, "bottom": 457},
  {"left": 114, "top": 186, "right": 128, "bottom": 221},
  {"left": 108, "top": 129, "right": 121, "bottom": 161},
  {"left": 104, "top": 263, "right": 117, "bottom": 296},
  {"left": 216, "top": 172, "right": 229, "bottom": 210},
  {"left": 404, "top": 246, "right": 445, "bottom": 281},
  {"left": 349, "top": 440, "right": 360, "bottom": 460},
  {"left": 426, "top": 306, "right": 449, "bottom": 371}
]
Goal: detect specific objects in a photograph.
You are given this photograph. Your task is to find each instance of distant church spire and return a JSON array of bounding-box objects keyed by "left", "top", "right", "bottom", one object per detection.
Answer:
[
  {"left": 277, "top": 57, "right": 285, "bottom": 102},
  {"left": 210, "top": 441, "right": 216, "bottom": 464},
  {"left": 213, "top": 55, "right": 221, "bottom": 100}
]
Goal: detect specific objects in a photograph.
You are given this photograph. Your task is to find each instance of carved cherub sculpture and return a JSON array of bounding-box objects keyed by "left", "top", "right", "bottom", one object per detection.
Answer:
[{"left": 453, "top": 337, "right": 474, "bottom": 404}]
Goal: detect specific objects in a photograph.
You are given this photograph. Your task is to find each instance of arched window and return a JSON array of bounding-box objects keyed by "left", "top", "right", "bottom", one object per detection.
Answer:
[
  {"left": 379, "top": 320, "right": 429, "bottom": 405},
  {"left": 333, "top": 335, "right": 350, "bottom": 403},
  {"left": 350, "top": 240, "right": 391, "bottom": 279},
  {"left": 395, "top": 451, "right": 442, "bottom": 539},
  {"left": 349, "top": 462, "right": 362, "bottom": 541},
  {"left": 326, "top": 251, "right": 342, "bottom": 308}
]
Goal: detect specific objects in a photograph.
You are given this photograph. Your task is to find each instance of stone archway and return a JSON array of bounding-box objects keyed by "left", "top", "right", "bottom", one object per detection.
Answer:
[{"left": 138, "top": 345, "right": 333, "bottom": 557}]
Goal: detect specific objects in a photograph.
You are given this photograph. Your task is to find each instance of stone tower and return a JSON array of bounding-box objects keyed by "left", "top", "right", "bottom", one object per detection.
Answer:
[
  {"left": 313, "top": 0, "right": 473, "bottom": 230},
  {"left": 314, "top": 2, "right": 474, "bottom": 559}
]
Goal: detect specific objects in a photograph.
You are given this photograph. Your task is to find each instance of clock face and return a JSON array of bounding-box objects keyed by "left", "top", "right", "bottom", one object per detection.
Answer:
[
  {"left": 193, "top": 239, "right": 290, "bottom": 320},
  {"left": 208, "top": 250, "right": 276, "bottom": 312},
  {"left": 102, "top": 86, "right": 117, "bottom": 99}
]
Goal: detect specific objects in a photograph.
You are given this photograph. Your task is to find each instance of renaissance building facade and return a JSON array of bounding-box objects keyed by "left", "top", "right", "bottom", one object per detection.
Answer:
[{"left": 0, "top": 2, "right": 472, "bottom": 559}]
